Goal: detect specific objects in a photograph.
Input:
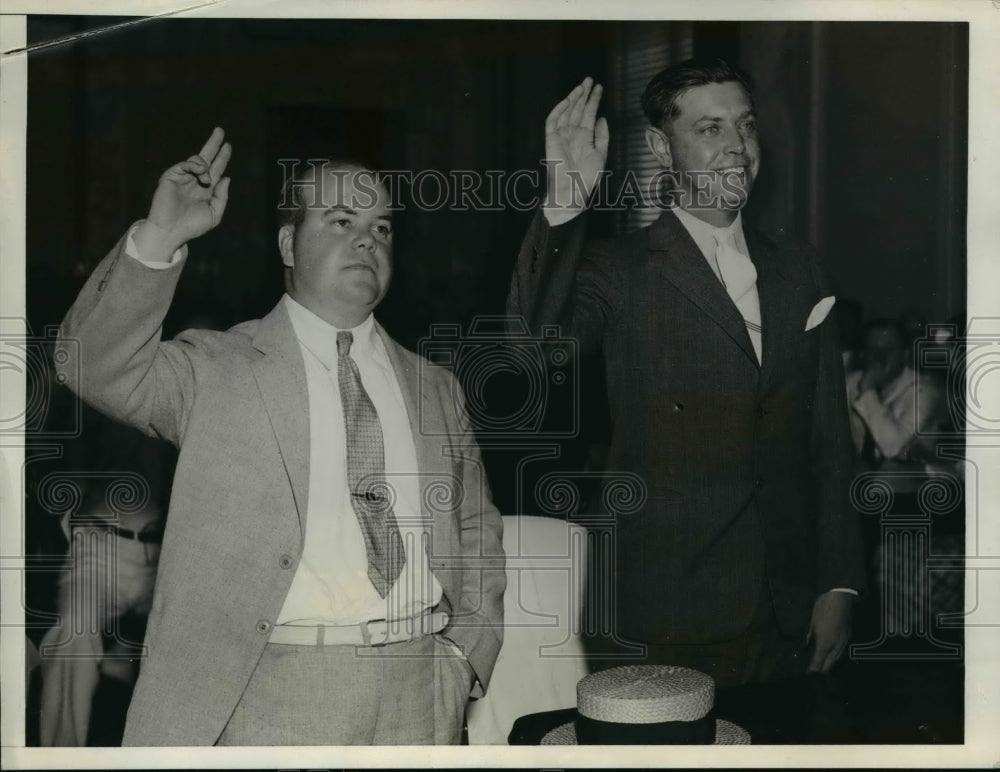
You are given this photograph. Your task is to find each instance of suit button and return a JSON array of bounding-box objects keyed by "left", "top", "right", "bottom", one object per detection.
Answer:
[
  {"left": 673, "top": 403, "right": 684, "bottom": 412},
  {"left": 256, "top": 619, "right": 271, "bottom": 635},
  {"left": 756, "top": 405, "right": 766, "bottom": 418},
  {"left": 755, "top": 475, "right": 765, "bottom": 489},
  {"left": 279, "top": 554, "right": 294, "bottom": 569}
]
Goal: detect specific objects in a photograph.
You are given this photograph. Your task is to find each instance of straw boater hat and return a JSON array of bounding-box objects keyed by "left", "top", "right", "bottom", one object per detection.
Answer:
[{"left": 541, "top": 665, "right": 750, "bottom": 745}]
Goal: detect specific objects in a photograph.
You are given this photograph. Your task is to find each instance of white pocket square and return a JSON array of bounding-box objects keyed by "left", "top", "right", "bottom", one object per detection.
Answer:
[{"left": 805, "top": 296, "right": 836, "bottom": 331}]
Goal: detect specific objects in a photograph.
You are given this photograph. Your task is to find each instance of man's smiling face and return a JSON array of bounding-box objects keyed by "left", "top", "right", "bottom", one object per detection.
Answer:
[{"left": 655, "top": 80, "right": 761, "bottom": 220}]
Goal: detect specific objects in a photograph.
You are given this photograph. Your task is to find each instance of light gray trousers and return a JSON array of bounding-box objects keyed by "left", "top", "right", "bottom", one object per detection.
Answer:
[{"left": 216, "top": 633, "right": 471, "bottom": 745}]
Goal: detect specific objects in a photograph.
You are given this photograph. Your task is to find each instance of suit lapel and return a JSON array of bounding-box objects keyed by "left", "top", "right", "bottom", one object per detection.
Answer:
[
  {"left": 648, "top": 210, "right": 759, "bottom": 368},
  {"left": 250, "top": 301, "right": 310, "bottom": 532},
  {"left": 745, "top": 227, "right": 796, "bottom": 392},
  {"left": 248, "top": 309, "right": 452, "bottom": 553},
  {"left": 377, "top": 324, "right": 453, "bottom": 527}
]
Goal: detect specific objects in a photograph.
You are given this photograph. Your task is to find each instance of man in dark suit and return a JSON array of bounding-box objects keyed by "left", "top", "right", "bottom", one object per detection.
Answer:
[
  {"left": 54, "top": 129, "right": 504, "bottom": 744},
  {"left": 508, "top": 59, "right": 865, "bottom": 685}
]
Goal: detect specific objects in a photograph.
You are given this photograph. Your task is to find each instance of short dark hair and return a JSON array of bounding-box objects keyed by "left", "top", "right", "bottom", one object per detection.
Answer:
[
  {"left": 641, "top": 57, "right": 755, "bottom": 132},
  {"left": 277, "top": 158, "right": 377, "bottom": 229}
]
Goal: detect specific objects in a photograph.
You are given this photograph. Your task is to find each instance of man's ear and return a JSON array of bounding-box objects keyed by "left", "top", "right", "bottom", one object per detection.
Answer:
[
  {"left": 645, "top": 126, "right": 672, "bottom": 169},
  {"left": 278, "top": 224, "right": 295, "bottom": 268}
]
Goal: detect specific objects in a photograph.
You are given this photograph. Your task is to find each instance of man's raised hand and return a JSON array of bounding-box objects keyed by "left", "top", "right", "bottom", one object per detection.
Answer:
[
  {"left": 136, "top": 127, "right": 232, "bottom": 261},
  {"left": 543, "top": 77, "right": 609, "bottom": 226}
]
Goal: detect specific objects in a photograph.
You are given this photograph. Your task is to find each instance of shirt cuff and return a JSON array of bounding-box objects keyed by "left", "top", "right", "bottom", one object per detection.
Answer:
[
  {"left": 125, "top": 221, "right": 186, "bottom": 268},
  {"left": 828, "top": 587, "right": 859, "bottom": 596}
]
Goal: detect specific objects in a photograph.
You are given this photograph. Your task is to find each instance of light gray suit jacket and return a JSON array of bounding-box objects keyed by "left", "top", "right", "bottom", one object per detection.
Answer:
[{"left": 54, "top": 231, "right": 505, "bottom": 745}]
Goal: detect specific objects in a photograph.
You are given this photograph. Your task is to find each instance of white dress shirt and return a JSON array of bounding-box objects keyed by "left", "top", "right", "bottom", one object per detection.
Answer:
[{"left": 277, "top": 296, "right": 442, "bottom": 625}]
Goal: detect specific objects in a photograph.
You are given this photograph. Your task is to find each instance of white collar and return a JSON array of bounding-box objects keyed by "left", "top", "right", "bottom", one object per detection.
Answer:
[
  {"left": 283, "top": 293, "right": 379, "bottom": 371},
  {"left": 671, "top": 206, "right": 749, "bottom": 259}
]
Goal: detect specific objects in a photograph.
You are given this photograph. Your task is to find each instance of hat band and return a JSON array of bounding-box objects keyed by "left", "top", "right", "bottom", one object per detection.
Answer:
[{"left": 575, "top": 710, "right": 716, "bottom": 745}]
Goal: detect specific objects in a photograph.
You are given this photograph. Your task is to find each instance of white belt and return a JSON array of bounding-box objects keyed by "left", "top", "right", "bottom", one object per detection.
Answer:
[{"left": 269, "top": 610, "right": 449, "bottom": 647}]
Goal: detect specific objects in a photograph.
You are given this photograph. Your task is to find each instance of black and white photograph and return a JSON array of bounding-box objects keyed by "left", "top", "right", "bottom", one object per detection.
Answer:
[{"left": 1, "top": 1, "right": 998, "bottom": 767}]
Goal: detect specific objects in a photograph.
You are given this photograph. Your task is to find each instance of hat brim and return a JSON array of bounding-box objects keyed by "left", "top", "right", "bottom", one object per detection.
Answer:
[{"left": 540, "top": 718, "right": 750, "bottom": 745}]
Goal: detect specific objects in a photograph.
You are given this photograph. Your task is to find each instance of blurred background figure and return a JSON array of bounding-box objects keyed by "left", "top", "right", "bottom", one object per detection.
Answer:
[
  {"left": 845, "top": 315, "right": 963, "bottom": 649},
  {"left": 37, "top": 420, "right": 176, "bottom": 746},
  {"left": 845, "top": 317, "right": 945, "bottom": 477}
]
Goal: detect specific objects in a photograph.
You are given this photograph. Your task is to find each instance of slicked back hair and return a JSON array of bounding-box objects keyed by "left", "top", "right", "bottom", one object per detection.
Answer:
[{"left": 641, "top": 57, "right": 755, "bottom": 134}]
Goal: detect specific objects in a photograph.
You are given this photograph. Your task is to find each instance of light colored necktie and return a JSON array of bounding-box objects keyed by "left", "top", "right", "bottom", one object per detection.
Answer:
[
  {"left": 711, "top": 228, "right": 763, "bottom": 364},
  {"left": 337, "top": 330, "right": 406, "bottom": 598}
]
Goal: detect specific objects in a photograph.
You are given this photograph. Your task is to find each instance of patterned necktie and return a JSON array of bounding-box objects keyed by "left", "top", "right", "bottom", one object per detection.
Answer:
[
  {"left": 337, "top": 331, "right": 405, "bottom": 598},
  {"left": 712, "top": 227, "right": 763, "bottom": 364}
]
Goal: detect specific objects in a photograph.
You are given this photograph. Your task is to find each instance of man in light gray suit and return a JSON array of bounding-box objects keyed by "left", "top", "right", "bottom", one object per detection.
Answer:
[{"left": 54, "top": 128, "right": 505, "bottom": 745}]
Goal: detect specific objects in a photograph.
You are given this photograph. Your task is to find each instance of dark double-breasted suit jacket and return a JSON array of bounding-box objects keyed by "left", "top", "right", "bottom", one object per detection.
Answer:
[
  {"left": 508, "top": 209, "right": 865, "bottom": 645},
  {"left": 55, "top": 231, "right": 506, "bottom": 745}
]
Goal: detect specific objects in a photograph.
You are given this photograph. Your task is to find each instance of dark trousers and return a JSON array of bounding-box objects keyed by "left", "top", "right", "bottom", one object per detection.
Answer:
[{"left": 586, "top": 579, "right": 809, "bottom": 688}]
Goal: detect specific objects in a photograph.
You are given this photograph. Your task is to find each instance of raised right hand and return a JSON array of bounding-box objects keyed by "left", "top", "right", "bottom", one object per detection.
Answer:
[
  {"left": 140, "top": 127, "right": 232, "bottom": 258},
  {"left": 543, "top": 77, "right": 609, "bottom": 226}
]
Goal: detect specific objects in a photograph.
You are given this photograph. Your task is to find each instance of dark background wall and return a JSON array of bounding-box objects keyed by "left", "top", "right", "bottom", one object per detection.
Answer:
[
  {"left": 741, "top": 22, "right": 967, "bottom": 324},
  {"left": 25, "top": 17, "right": 968, "bottom": 518},
  {"left": 26, "top": 18, "right": 966, "bottom": 335}
]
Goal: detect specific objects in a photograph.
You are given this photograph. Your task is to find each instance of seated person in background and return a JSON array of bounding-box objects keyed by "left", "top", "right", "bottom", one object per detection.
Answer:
[
  {"left": 846, "top": 317, "right": 944, "bottom": 477},
  {"left": 39, "top": 420, "right": 176, "bottom": 746},
  {"left": 848, "top": 317, "right": 962, "bottom": 633}
]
